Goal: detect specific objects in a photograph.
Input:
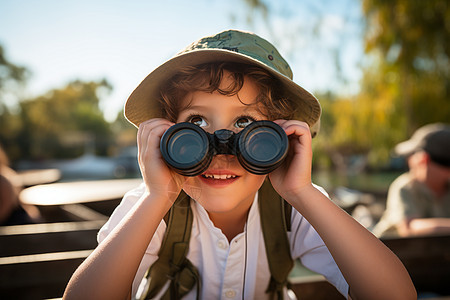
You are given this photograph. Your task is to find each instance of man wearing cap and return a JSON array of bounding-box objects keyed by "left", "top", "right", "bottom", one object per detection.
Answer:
[{"left": 373, "top": 123, "right": 450, "bottom": 237}]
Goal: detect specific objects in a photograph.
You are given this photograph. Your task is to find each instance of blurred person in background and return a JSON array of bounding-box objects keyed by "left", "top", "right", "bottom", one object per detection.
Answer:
[
  {"left": 0, "top": 145, "right": 39, "bottom": 226},
  {"left": 373, "top": 123, "right": 450, "bottom": 237}
]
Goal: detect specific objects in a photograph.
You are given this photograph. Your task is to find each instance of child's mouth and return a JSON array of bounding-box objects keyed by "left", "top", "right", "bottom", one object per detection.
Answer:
[
  {"left": 199, "top": 172, "right": 239, "bottom": 186},
  {"left": 202, "top": 174, "right": 237, "bottom": 179}
]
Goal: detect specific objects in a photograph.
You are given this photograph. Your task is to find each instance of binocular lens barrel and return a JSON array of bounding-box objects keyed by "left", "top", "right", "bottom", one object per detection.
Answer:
[
  {"left": 238, "top": 126, "right": 287, "bottom": 174},
  {"left": 160, "top": 121, "right": 288, "bottom": 176},
  {"left": 160, "top": 123, "right": 212, "bottom": 176},
  {"left": 168, "top": 130, "right": 205, "bottom": 164}
]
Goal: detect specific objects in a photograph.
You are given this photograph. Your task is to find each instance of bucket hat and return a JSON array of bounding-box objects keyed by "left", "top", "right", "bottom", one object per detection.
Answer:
[
  {"left": 395, "top": 123, "right": 450, "bottom": 167},
  {"left": 124, "top": 29, "right": 322, "bottom": 136}
]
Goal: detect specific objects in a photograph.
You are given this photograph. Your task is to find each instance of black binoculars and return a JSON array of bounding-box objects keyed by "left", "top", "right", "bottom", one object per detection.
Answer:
[{"left": 160, "top": 120, "right": 288, "bottom": 176}]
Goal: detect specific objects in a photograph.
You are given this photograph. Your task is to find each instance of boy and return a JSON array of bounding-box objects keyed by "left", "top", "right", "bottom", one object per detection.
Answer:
[{"left": 64, "top": 29, "right": 415, "bottom": 299}]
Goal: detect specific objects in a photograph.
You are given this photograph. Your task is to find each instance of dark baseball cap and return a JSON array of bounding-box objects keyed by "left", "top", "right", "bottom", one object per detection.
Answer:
[{"left": 395, "top": 123, "right": 450, "bottom": 167}]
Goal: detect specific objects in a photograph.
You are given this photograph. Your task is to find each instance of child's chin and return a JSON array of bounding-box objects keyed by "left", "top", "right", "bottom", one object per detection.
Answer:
[{"left": 199, "top": 198, "right": 242, "bottom": 213}]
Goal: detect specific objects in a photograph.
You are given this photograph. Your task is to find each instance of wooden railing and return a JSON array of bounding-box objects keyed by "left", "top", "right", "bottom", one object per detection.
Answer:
[
  {"left": 0, "top": 220, "right": 104, "bottom": 299},
  {"left": 1, "top": 176, "right": 449, "bottom": 299},
  {"left": 382, "top": 234, "right": 450, "bottom": 296}
]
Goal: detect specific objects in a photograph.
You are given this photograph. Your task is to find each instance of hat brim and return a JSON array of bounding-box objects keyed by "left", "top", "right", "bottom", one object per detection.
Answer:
[
  {"left": 394, "top": 139, "right": 419, "bottom": 156},
  {"left": 124, "top": 49, "right": 321, "bottom": 136}
]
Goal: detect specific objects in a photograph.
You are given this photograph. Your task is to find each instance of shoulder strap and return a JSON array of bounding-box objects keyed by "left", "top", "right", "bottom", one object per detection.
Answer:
[
  {"left": 138, "top": 190, "right": 200, "bottom": 300},
  {"left": 139, "top": 180, "right": 293, "bottom": 300},
  {"left": 259, "top": 179, "right": 294, "bottom": 300}
]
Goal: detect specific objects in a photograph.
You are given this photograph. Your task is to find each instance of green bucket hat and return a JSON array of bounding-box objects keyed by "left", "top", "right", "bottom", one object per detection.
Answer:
[{"left": 124, "top": 29, "right": 322, "bottom": 136}]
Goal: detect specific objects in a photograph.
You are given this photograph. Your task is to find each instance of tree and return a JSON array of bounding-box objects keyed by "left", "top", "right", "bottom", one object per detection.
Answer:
[
  {"left": 0, "top": 45, "right": 29, "bottom": 101},
  {"left": 17, "top": 79, "right": 113, "bottom": 160},
  {"left": 0, "top": 45, "right": 30, "bottom": 162},
  {"left": 234, "top": 0, "right": 362, "bottom": 94},
  {"left": 111, "top": 109, "right": 137, "bottom": 150},
  {"left": 357, "top": 0, "right": 450, "bottom": 163},
  {"left": 236, "top": 0, "right": 370, "bottom": 169},
  {"left": 239, "top": 0, "right": 450, "bottom": 169}
]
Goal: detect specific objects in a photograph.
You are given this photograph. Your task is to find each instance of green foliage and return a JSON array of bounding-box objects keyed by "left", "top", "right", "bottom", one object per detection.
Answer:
[
  {"left": 0, "top": 45, "right": 29, "bottom": 92},
  {"left": 357, "top": 0, "right": 450, "bottom": 164},
  {"left": 1, "top": 79, "right": 114, "bottom": 161},
  {"left": 111, "top": 109, "right": 137, "bottom": 150},
  {"left": 3, "top": 0, "right": 450, "bottom": 170},
  {"left": 240, "top": 0, "right": 449, "bottom": 169},
  {"left": 0, "top": 46, "right": 30, "bottom": 162},
  {"left": 0, "top": 45, "right": 126, "bottom": 163}
]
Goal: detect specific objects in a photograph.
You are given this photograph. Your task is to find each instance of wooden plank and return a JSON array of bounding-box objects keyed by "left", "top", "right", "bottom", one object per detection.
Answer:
[
  {"left": 0, "top": 250, "right": 93, "bottom": 265},
  {"left": 290, "top": 281, "right": 345, "bottom": 300},
  {"left": 59, "top": 204, "right": 109, "bottom": 221},
  {"left": 382, "top": 234, "right": 450, "bottom": 295},
  {"left": 0, "top": 221, "right": 103, "bottom": 257},
  {"left": 0, "top": 250, "right": 91, "bottom": 299},
  {"left": 289, "top": 260, "right": 344, "bottom": 299},
  {"left": 0, "top": 220, "right": 104, "bottom": 235},
  {"left": 17, "top": 168, "right": 61, "bottom": 187},
  {"left": 20, "top": 178, "right": 142, "bottom": 206}
]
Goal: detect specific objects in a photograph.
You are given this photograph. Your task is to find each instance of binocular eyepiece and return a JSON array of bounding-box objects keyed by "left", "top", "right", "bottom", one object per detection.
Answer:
[{"left": 160, "top": 120, "right": 288, "bottom": 176}]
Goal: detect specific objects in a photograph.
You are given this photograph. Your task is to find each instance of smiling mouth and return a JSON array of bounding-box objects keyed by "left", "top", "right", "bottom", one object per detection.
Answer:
[{"left": 201, "top": 174, "right": 238, "bottom": 180}]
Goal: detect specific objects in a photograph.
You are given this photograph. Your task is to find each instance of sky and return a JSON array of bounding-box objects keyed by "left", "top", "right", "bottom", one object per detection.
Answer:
[{"left": 0, "top": 0, "right": 363, "bottom": 122}]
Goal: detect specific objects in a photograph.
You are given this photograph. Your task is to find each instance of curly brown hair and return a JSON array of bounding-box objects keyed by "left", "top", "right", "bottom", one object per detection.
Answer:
[{"left": 159, "top": 62, "right": 295, "bottom": 122}]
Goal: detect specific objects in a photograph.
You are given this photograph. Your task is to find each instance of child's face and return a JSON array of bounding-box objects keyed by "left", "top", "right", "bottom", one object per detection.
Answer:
[{"left": 176, "top": 72, "right": 267, "bottom": 214}]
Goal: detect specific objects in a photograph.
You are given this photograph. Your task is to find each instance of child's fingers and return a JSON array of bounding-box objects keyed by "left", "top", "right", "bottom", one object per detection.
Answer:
[
  {"left": 138, "top": 119, "right": 172, "bottom": 143},
  {"left": 269, "top": 120, "right": 313, "bottom": 196},
  {"left": 273, "top": 120, "right": 312, "bottom": 147},
  {"left": 272, "top": 120, "right": 313, "bottom": 177},
  {"left": 137, "top": 119, "right": 174, "bottom": 164},
  {"left": 138, "top": 119, "right": 173, "bottom": 148}
]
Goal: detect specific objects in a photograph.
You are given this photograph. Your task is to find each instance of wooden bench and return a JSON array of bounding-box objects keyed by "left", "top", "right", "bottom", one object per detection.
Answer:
[
  {"left": 0, "top": 220, "right": 104, "bottom": 299},
  {"left": 289, "top": 260, "right": 345, "bottom": 299},
  {"left": 0, "top": 178, "right": 140, "bottom": 298},
  {"left": 0, "top": 250, "right": 92, "bottom": 299},
  {"left": 382, "top": 234, "right": 450, "bottom": 296},
  {"left": 19, "top": 178, "right": 140, "bottom": 223},
  {"left": 289, "top": 234, "right": 450, "bottom": 299}
]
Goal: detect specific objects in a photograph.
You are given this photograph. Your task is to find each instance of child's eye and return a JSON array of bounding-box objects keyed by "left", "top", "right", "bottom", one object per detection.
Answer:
[
  {"left": 235, "top": 117, "right": 254, "bottom": 128},
  {"left": 188, "top": 115, "right": 208, "bottom": 127}
]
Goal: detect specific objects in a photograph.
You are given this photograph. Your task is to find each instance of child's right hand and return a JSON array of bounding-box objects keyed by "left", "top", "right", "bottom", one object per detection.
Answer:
[{"left": 137, "top": 118, "right": 186, "bottom": 203}]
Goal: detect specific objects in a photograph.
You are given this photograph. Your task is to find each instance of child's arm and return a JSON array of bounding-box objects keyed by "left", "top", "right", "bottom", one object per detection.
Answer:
[
  {"left": 63, "top": 119, "right": 184, "bottom": 300},
  {"left": 270, "top": 120, "right": 416, "bottom": 300}
]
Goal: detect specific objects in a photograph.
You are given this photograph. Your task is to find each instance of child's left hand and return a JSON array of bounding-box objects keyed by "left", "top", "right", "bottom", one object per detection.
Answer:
[{"left": 269, "top": 120, "right": 313, "bottom": 201}]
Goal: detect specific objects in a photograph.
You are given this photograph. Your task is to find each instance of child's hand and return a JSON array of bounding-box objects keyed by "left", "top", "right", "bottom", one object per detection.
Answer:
[
  {"left": 137, "top": 118, "right": 185, "bottom": 203},
  {"left": 269, "top": 120, "right": 313, "bottom": 201}
]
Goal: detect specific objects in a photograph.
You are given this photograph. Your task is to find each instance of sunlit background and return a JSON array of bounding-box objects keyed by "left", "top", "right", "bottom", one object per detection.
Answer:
[
  {"left": 1, "top": 1, "right": 449, "bottom": 298},
  {"left": 1, "top": 0, "right": 448, "bottom": 186},
  {"left": 0, "top": 0, "right": 363, "bottom": 121}
]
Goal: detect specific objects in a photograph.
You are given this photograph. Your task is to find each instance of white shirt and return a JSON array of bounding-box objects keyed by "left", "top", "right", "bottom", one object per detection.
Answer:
[{"left": 98, "top": 184, "right": 348, "bottom": 299}]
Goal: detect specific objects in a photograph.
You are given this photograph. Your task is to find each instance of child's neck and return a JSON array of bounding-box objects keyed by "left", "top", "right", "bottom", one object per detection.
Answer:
[{"left": 208, "top": 208, "right": 250, "bottom": 242}]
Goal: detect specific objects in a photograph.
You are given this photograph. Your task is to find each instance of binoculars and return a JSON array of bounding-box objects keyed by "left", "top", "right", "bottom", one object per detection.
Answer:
[{"left": 160, "top": 120, "right": 288, "bottom": 176}]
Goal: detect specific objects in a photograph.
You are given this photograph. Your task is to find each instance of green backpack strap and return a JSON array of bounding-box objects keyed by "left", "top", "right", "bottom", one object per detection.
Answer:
[
  {"left": 139, "top": 180, "right": 292, "bottom": 300},
  {"left": 138, "top": 190, "right": 200, "bottom": 300},
  {"left": 259, "top": 179, "right": 294, "bottom": 300}
]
